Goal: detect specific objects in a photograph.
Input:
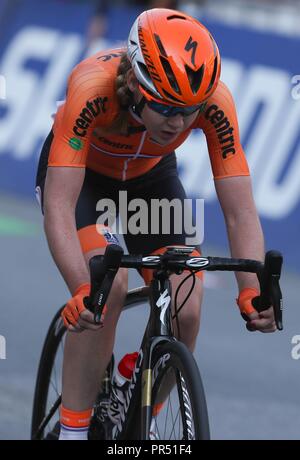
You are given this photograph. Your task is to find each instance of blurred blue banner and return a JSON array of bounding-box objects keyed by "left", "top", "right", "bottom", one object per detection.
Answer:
[{"left": 0, "top": 1, "right": 299, "bottom": 270}]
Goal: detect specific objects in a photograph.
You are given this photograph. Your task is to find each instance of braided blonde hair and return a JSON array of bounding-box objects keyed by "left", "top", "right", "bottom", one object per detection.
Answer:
[{"left": 107, "top": 52, "right": 135, "bottom": 136}]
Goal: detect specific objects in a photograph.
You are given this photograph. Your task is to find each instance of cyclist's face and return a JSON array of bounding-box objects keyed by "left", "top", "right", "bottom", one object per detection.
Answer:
[
  {"left": 140, "top": 100, "right": 199, "bottom": 145},
  {"left": 127, "top": 71, "right": 200, "bottom": 146}
]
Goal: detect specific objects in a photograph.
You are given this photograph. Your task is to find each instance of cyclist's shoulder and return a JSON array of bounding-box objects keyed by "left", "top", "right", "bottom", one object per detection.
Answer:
[
  {"left": 57, "top": 48, "right": 125, "bottom": 127},
  {"left": 193, "top": 80, "right": 238, "bottom": 130},
  {"left": 66, "top": 47, "right": 125, "bottom": 101},
  {"left": 204, "top": 80, "right": 236, "bottom": 114}
]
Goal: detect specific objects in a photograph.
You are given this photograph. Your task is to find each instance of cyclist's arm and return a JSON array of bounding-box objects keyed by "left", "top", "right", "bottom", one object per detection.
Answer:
[
  {"left": 43, "top": 166, "right": 89, "bottom": 295},
  {"left": 214, "top": 175, "right": 264, "bottom": 292},
  {"left": 198, "top": 82, "right": 264, "bottom": 284},
  {"left": 44, "top": 66, "right": 96, "bottom": 295},
  {"left": 215, "top": 177, "right": 276, "bottom": 332},
  {"left": 198, "top": 82, "right": 275, "bottom": 330},
  {"left": 43, "top": 59, "right": 114, "bottom": 294},
  {"left": 197, "top": 80, "right": 264, "bottom": 287}
]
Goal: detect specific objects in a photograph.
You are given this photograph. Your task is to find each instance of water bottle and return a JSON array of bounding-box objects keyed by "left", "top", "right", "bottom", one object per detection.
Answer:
[{"left": 108, "top": 352, "right": 138, "bottom": 425}]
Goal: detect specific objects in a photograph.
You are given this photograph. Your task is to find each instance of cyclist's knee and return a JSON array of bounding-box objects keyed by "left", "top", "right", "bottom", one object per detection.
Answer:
[
  {"left": 174, "top": 282, "right": 202, "bottom": 339},
  {"left": 178, "top": 304, "right": 201, "bottom": 335}
]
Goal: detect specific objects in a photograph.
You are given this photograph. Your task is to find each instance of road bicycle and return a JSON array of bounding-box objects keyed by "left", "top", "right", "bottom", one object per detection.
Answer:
[{"left": 31, "top": 245, "right": 283, "bottom": 440}]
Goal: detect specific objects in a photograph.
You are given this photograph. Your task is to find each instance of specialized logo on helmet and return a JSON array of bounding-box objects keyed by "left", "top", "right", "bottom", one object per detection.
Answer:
[
  {"left": 184, "top": 36, "right": 198, "bottom": 67},
  {"left": 73, "top": 97, "right": 108, "bottom": 137},
  {"left": 138, "top": 26, "right": 162, "bottom": 83}
]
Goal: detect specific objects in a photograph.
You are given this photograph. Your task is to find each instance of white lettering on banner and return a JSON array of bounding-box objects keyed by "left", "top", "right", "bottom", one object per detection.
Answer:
[
  {"left": 0, "top": 335, "right": 6, "bottom": 360},
  {"left": 0, "top": 75, "right": 6, "bottom": 99},
  {"left": 291, "top": 335, "right": 300, "bottom": 360},
  {"left": 291, "top": 75, "right": 300, "bottom": 100},
  {"left": 0, "top": 28, "right": 299, "bottom": 219},
  {"left": 220, "top": 58, "right": 245, "bottom": 96},
  {"left": 255, "top": 100, "right": 300, "bottom": 218},
  {"left": 236, "top": 66, "right": 289, "bottom": 181},
  {"left": 0, "top": 26, "right": 82, "bottom": 158}
]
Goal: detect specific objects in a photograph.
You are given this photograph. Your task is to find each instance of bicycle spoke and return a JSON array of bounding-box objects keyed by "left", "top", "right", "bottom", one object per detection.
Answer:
[
  {"left": 151, "top": 342, "right": 208, "bottom": 440},
  {"left": 50, "top": 378, "right": 59, "bottom": 398},
  {"left": 153, "top": 369, "right": 188, "bottom": 440}
]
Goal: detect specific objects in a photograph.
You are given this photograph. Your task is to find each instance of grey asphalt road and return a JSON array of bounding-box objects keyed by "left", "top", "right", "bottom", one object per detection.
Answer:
[{"left": 0, "top": 193, "right": 299, "bottom": 440}]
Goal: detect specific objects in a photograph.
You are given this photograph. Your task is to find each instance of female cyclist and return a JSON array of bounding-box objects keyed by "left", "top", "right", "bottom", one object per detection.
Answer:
[{"left": 35, "top": 8, "right": 276, "bottom": 440}]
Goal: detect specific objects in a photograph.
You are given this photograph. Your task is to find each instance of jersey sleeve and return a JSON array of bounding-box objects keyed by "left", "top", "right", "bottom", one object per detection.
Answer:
[
  {"left": 195, "top": 81, "right": 250, "bottom": 180},
  {"left": 48, "top": 62, "right": 117, "bottom": 168}
]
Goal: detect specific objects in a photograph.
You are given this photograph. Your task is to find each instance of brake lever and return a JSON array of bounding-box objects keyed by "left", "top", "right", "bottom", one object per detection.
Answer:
[
  {"left": 255, "top": 250, "right": 283, "bottom": 330},
  {"left": 86, "top": 244, "right": 124, "bottom": 324}
]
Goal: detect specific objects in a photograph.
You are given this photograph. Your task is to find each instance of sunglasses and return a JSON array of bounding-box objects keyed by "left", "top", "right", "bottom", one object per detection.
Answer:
[{"left": 146, "top": 100, "right": 205, "bottom": 118}]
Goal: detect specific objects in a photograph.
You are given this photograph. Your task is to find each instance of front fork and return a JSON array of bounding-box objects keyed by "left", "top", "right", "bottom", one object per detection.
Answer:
[{"left": 140, "top": 275, "right": 173, "bottom": 439}]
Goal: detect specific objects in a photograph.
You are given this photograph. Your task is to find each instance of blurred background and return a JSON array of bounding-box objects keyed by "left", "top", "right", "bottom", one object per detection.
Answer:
[{"left": 0, "top": 0, "right": 299, "bottom": 440}]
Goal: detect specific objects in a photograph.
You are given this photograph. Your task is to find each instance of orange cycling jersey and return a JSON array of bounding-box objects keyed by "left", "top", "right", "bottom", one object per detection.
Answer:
[{"left": 49, "top": 48, "right": 249, "bottom": 181}]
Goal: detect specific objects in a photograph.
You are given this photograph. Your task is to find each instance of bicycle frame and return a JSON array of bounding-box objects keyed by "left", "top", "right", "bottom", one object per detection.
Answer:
[
  {"left": 114, "top": 270, "right": 177, "bottom": 440},
  {"left": 32, "top": 246, "right": 283, "bottom": 440},
  {"left": 88, "top": 246, "right": 283, "bottom": 439}
]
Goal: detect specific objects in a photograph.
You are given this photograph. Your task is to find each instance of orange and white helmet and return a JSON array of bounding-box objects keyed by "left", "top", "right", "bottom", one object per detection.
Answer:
[{"left": 127, "top": 8, "right": 221, "bottom": 106}]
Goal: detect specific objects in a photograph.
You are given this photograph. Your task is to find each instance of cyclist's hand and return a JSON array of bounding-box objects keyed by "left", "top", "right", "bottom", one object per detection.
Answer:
[
  {"left": 237, "top": 288, "right": 277, "bottom": 333},
  {"left": 61, "top": 283, "right": 103, "bottom": 333}
]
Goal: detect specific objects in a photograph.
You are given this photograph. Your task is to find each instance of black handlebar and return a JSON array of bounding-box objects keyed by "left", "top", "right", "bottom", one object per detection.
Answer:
[{"left": 85, "top": 245, "right": 283, "bottom": 330}]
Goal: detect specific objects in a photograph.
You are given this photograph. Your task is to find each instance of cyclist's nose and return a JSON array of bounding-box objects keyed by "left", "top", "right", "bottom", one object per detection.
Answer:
[{"left": 166, "top": 113, "right": 185, "bottom": 130}]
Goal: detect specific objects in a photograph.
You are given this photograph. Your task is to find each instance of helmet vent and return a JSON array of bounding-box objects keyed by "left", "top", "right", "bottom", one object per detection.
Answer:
[
  {"left": 185, "top": 64, "right": 204, "bottom": 94},
  {"left": 154, "top": 34, "right": 167, "bottom": 58},
  {"left": 167, "top": 14, "right": 187, "bottom": 21},
  {"left": 162, "top": 89, "right": 184, "bottom": 105},
  {"left": 205, "top": 56, "right": 219, "bottom": 95},
  {"left": 138, "top": 62, "right": 152, "bottom": 83},
  {"left": 160, "top": 56, "right": 181, "bottom": 95}
]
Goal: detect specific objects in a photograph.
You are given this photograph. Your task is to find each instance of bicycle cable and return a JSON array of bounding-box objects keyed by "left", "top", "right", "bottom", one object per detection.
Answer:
[{"left": 172, "top": 270, "right": 200, "bottom": 341}]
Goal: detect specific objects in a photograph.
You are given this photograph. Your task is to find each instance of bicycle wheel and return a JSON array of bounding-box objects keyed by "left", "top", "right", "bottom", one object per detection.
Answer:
[
  {"left": 31, "top": 307, "right": 66, "bottom": 440},
  {"left": 150, "top": 340, "right": 210, "bottom": 440},
  {"left": 31, "top": 307, "right": 115, "bottom": 440}
]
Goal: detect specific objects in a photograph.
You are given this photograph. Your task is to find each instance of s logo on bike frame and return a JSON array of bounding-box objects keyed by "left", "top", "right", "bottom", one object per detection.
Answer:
[{"left": 156, "top": 290, "right": 171, "bottom": 326}]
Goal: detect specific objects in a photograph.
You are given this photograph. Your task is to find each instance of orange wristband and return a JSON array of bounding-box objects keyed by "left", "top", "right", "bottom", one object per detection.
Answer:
[
  {"left": 73, "top": 283, "right": 91, "bottom": 297},
  {"left": 236, "top": 287, "right": 259, "bottom": 316}
]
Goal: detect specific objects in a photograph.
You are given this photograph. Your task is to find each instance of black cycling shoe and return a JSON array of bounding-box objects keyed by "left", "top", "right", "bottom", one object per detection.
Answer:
[{"left": 88, "top": 397, "right": 114, "bottom": 440}]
